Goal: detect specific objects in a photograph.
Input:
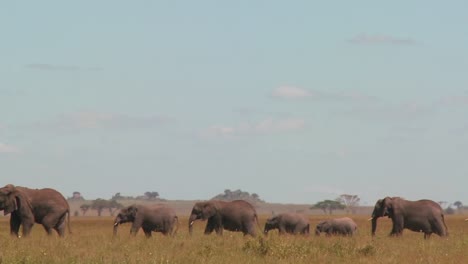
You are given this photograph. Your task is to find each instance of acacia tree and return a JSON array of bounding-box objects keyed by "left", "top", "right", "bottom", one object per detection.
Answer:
[
  {"left": 108, "top": 200, "right": 124, "bottom": 216},
  {"left": 144, "top": 191, "right": 160, "bottom": 200},
  {"left": 454, "top": 201, "right": 463, "bottom": 213},
  {"left": 91, "top": 199, "right": 109, "bottom": 216},
  {"left": 337, "top": 194, "right": 360, "bottom": 214},
  {"left": 80, "top": 204, "right": 90, "bottom": 216},
  {"left": 311, "top": 200, "right": 345, "bottom": 214}
]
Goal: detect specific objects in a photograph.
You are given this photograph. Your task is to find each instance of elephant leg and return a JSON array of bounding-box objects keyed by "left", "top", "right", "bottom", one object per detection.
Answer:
[
  {"left": 215, "top": 225, "right": 223, "bottom": 236},
  {"left": 143, "top": 228, "right": 152, "bottom": 238},
  {"left": 21, "top": 221, "right": 34, "bottom": 237},
  {"left": 424, "top": 233, "right": 431, "bottom": 239},
  {"left": 130, "top": 222, "right": 142, "bottom": 236},
  {"left": 10, "top": 213, "right": 21, "bottom": 237},
  {"left": 278, "top": 226, "right": 286, "bottom": 235},
  {"left": 54, "top": 214, "right": 67, "bottom": 237},
  {"left": 41, "top": 215, "right": 60, "bottom": 236},
  {"left": 204, "top": 218, "right": 216, "bottom": 235},
  {"left": 42, "top": 225, "right": 54, "bottom": 235}
]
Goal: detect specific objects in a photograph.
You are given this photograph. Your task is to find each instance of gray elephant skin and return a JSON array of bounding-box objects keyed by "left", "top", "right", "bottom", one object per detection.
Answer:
[
  {"left": 113, "top": 205, "right": 179, "bottom": 237},
  {"left": 315, "top": 217, "right": 357, "bottom": 236},
  {"left": 0, "top": 184, "right": 71, "bottom": 237},
  {"left": 264, "top": 213, "right": 310, "bottom": 235},
  {"left": 188, "top": 200, "right": 259, "bottom": 236},
  {"left": 370, "top": 197, "right": 448, "bottom": 239}
]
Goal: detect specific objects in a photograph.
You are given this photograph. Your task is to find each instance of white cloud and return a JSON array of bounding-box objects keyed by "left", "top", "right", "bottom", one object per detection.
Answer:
[
  {"left": 202, "top": 118, "right": 305, "bottom": 138},
  {"left": 348, "top": 34, "right": 417, "bottom": 45},
  {"left": 272, "top": 86, "right": 312, "bottom": 99},
  {"left": 0, "top": 143, "right": 20, "bottom": 153}
]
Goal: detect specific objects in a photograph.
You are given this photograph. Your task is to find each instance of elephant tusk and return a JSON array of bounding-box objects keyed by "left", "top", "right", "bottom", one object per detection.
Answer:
[
  {"left": 114, "top": 222, "right": 119, "bottom": 226},
  {"left": 367, "top": 217, "right": 374, "bottom": 221},
  {"left": 189, "top": 221, "right": 194, "bottom": 226}
]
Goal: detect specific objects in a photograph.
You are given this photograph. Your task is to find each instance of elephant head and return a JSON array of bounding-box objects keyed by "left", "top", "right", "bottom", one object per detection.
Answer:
[
  {"left": 370, "top": 197, "right": 394, "bottom": 236},
  {"left": 263, "top": 216, "right": 279, "bottom": 235},
  {"left": 0, "top": 184, "right": 32, "bottom": 216},
  {"left": 315, "top": 220, "right": 331, "bottom": 236},
  {"left": 188, "top": 202, "right": 217, "bottom": 234},
  {"left": 113, "top": 205, "right": 138, "bottom": 236}
]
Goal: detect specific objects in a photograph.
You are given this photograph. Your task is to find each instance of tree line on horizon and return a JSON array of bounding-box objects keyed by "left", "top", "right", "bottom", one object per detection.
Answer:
[{"left": 68, "top": 190, "right": 466, "bottom": 217}]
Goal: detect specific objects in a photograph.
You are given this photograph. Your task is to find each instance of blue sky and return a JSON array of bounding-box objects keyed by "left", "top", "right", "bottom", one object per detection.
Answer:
[{"left": 1, "top": 1, "right": 467, "bottom": 205}]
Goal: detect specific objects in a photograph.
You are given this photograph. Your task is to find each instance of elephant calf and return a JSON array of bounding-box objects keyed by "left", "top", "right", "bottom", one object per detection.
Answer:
[
  {"left": 264, "top": 213, "right": 310, "bottom": 235},
  {"left": 113, "top": 205, "right": 178, "bottom": 237},
  {"left": 315, "top": 217, "right": 357, "bottom": 236}
]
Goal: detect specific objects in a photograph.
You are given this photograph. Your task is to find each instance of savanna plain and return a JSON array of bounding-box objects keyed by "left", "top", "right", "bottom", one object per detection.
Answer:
[{"left": 0, "top": 215, "right": 467, "bottom": 264}]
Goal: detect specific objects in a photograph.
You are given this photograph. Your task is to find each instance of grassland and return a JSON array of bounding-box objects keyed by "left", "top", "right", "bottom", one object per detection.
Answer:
[{"left": 0, "top": 215, "right": 466, "bottom": 264}]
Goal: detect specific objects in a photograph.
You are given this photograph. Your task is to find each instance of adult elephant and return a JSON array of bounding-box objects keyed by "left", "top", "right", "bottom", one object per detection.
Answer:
[
  {"left": 113, "top": 205, "right": 178, "bottom": 237},
  {"left": 0, "top": 184, "right": 71, "bottom": 237},
  {"left": 370, "top": 197, "right": 448, "bottom": 239},
  {"left": 188, "top": 200, "right": 259, "bottom": 237},
  {"left": 315, "top": 217, "right": 357, "bottom": 236},
  {"left": 264, "top": 213, "right": 309, "bottom": 235}
]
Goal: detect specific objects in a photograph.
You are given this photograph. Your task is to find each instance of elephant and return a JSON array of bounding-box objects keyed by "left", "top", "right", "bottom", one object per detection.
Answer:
[
  {"left": 370, "top": 197, "right": 448, "bottom": 239},
  {"left": 0, "top": 184, "right": 71, "bottom": 237},
  {"left": 315, "top": 217, "right": 357, "bottom": 236},
  {"left": 113, "top": 204, "right": 179, "bottom": 237},
  {"left": 264, "top": 213, "right": 310, "bottom": 235},
  {"left": 188, "top": 200, "right": 259, "bottom": 237}
]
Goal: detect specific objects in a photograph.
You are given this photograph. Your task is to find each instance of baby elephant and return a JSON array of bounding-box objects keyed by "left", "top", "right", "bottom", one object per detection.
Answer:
[
  {"left": 113, "top": 205, "right": 179, "bottom": 237},
  {"left": 315, "top": 217, "right": 357, "bottom": 236},
  {"left": 264, "top": 213, "right": 310, "bottom": 235}
]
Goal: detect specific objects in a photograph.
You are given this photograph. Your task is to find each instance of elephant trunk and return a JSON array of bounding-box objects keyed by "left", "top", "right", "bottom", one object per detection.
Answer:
[
  {"left": 188, "top": 214, "right": 197, "bottom": 235},
  {"left": 315, "top": 228, "right": 321, "bottom": 236},
  {"left": 371, "top": 217, "right": 377, "bottom": 236},
  {"left": 113, "top": 218, "right": 121, "bottom": 236}
]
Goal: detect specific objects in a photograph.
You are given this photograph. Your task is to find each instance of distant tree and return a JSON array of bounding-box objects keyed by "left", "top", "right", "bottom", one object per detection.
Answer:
[
  {"left": 68, "top": 191, "right": 84, "bottom": 201},
  {"left": 144, "top": 191, "right": 160, "bottom": 200},
  {"left": 80, "top": 204, "right": 91, "bottom": 216},
  {"left": 108, "top": 200, "right": 124, "bottom": 216},
  {"left": 311, "top": 200, "right": 345, "bottom": 214},
  {"left": 111, "top": 192, "right": 122, "bottom": 200},
  {"left": 438, "top": 201, "right": 448, "bottom": 209},
  {"left": 212, "top": 189, "right": 264, "bottom": 203},
  {"left": 337, "top": 194, "right": 360, "bottom": 214},
  {"left": 454, "top": 201, "right": 463, "bottom": 212},
  {"left": 444, "top": 206, "right": 455, "bottom": 215},
  {"left": 91, "top": 199, "right": 109, "bottom": 216}
]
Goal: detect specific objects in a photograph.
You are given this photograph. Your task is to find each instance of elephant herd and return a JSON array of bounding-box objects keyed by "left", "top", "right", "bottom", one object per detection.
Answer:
[{"left": 0, "top": 184, "right": 462, "bottom": 240}]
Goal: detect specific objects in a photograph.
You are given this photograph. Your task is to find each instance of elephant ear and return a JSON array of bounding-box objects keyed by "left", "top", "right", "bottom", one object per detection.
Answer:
[
  {"left": 268, "top": 215, "right": 278, "bottom": 224},
  {"left": 4, "top": 191, "right": 32, "bottom": 217},
  {"left": 128, "top": 205, "right": 138, "bottom": 217},
  {"left": 3, "top": 195, "right": 18, "bottom": 215},
  {"left": 382, "top": 197, "right": 394, "bottom": 217},
  {"left": 202, "top": 203, "right": 216, "bottom": 220}
]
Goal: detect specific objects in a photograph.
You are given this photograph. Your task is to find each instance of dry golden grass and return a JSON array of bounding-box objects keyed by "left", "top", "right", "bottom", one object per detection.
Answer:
[{"left": 0, "top": 215, "right": 467, "bottom": 263}]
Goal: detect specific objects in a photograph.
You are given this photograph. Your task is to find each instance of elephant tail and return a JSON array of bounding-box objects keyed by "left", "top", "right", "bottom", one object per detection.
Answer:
[
  {"left": 173, "top": 216, "right": 179, "bottom": 236},
  {"left": 441, "top": 214, "right": 448, "bottom": 236},
  {"left": 254, "top": 213, "right": 262, "bottom": 234}
]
